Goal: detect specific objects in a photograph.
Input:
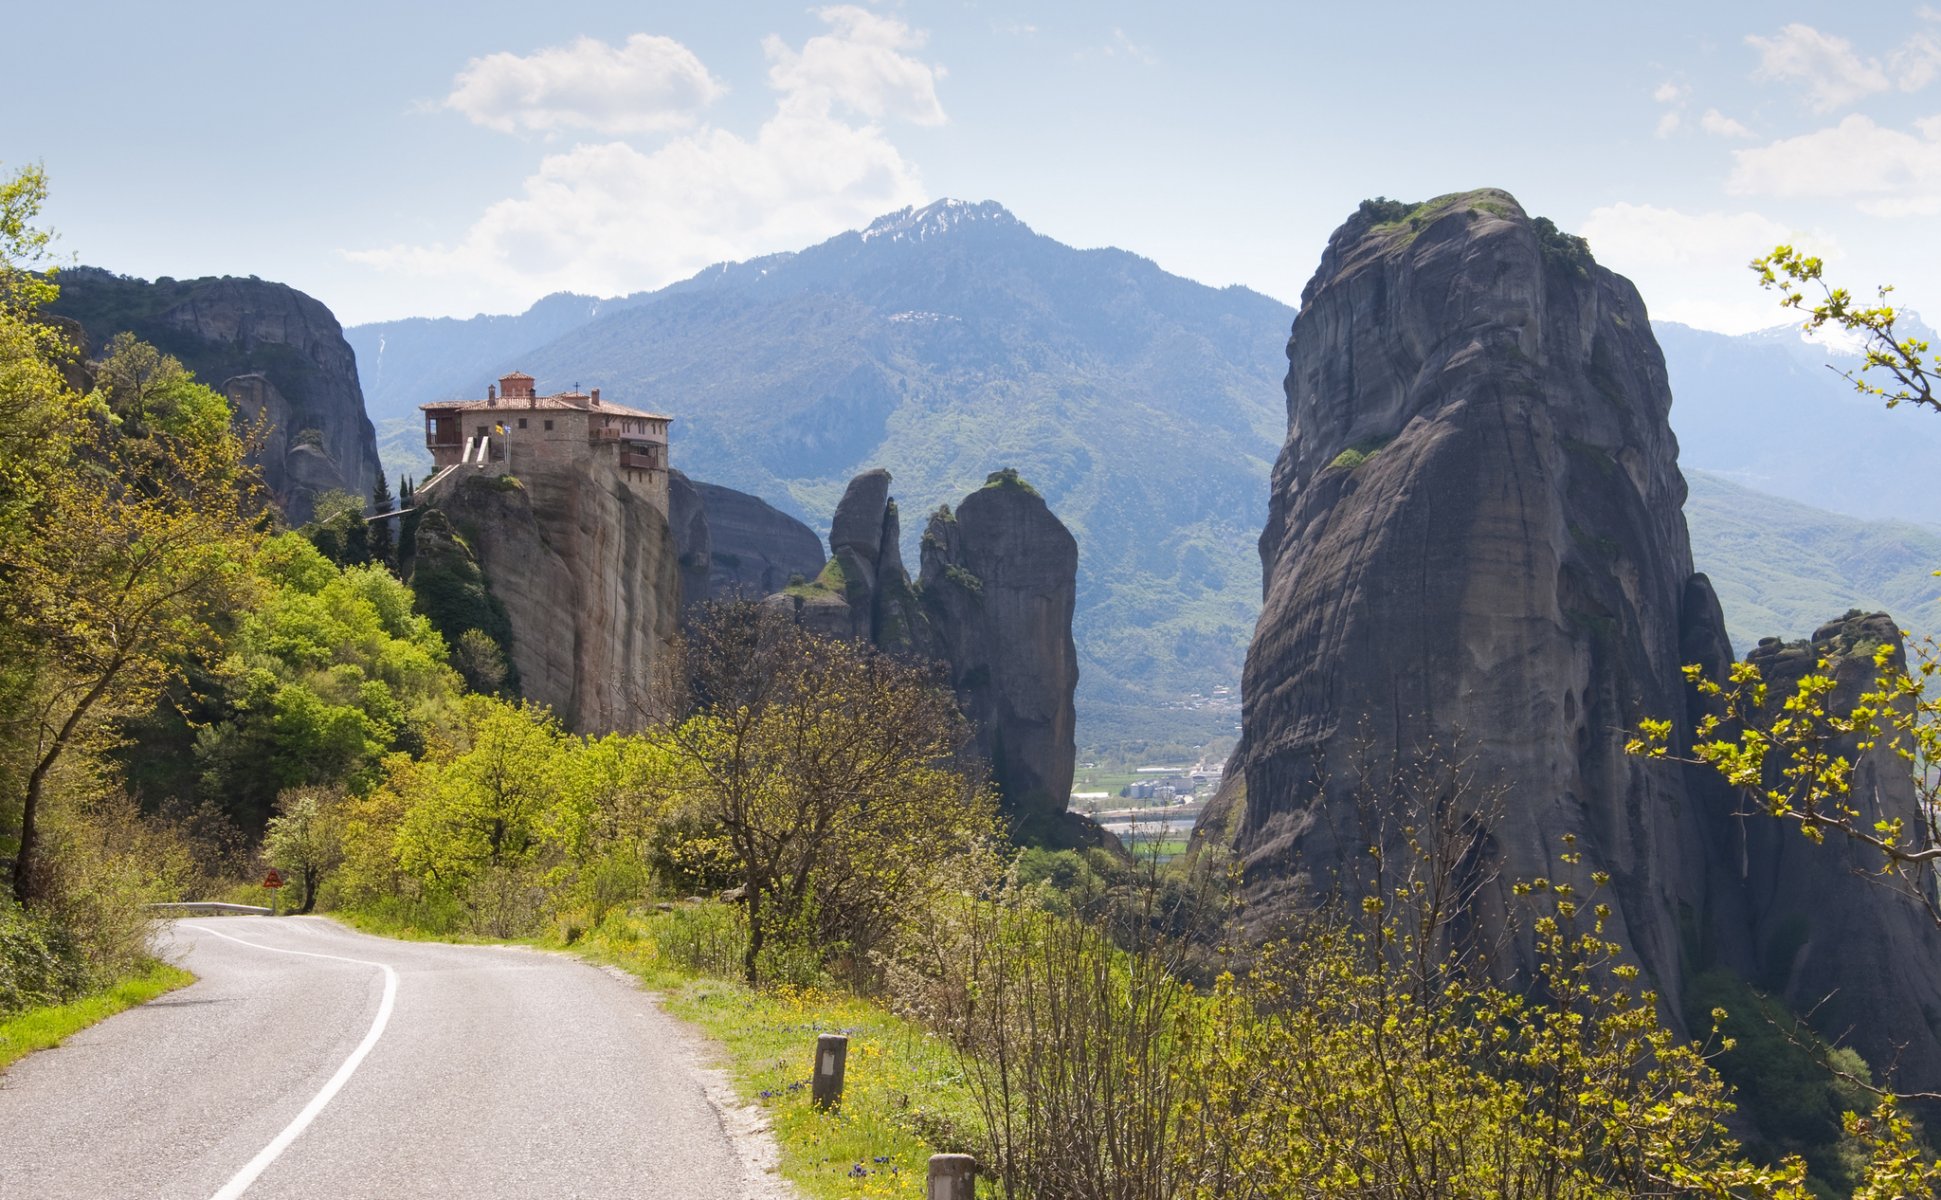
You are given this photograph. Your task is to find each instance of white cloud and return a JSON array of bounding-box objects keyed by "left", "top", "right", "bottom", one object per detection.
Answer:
[
  {"left": 1653, "top": 81, "right": 1687, "bottom": 104},
  {"left": 1891, "top": 32, "right": 1941, "bottom": 91},
  {"left": 350, "top": 10, "right": 942, "bottom": 315},
  {"left": 1579, "top": 203, "right": 1836, "bottom": 333},
  {"left": 1728, "top": 114, "right": 1941, "bottom": 216},
  {"left": 763, "top": 5, "right": 946, "bottom": 125},
  {"left": 1747, "top": 24, "right": 1888, "bottom": 110},
  {"left": 1700, "top": 108, "right": 1755, "bottom": 138},
  {"left": 1655, "top": 111, "right": 1682, "bottom": 138},
  {"left": 1742, "top": 22, "right": 1941, "bottom": 110},
  {"left": 444, "top": 34, "right": 725, "bottom": 135}
]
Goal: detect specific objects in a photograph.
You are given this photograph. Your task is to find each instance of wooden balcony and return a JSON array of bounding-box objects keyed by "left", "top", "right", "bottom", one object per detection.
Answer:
[{"left": 620, "top": 449, "right": 662, "bottom": 472}]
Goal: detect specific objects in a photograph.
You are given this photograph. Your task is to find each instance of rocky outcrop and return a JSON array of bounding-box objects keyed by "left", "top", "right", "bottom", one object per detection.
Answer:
[
  {"left": 766, "top": 467, "right": 1084, "bottom": 836},
  {"left": 49, "top": 267, "right": 382, "bottom": 524},
  {"left": 1203, "top": 187, "right": 1941, "bottom": 1084},
  {"left": 768, "top": 469, "right": 924, "bottom": 647},
  {"left": 429, "top": 468, "right": 680, "bottom": 733},
  {"left": 668, "top": 469, "right": 827, "bottom": 611},
  {"left": 919, "top": 471, "right": 1081, "bottom": 838},
  {"left": 1738, "top": 613, "right": 1941, "bottom": 1083},
  {"left": 1201, "top": 190, "right": 1746, "bottom": 1014}
]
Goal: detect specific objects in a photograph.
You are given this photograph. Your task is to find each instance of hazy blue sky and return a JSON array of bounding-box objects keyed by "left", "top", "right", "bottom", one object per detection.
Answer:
[{"left": 8, "top": 3, "right": 1938, "bottom": 330}]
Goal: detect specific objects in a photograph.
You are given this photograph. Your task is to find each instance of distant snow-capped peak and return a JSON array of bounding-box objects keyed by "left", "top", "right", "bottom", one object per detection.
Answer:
[
  {"left": 1744, "top": 309, "right": 1933, "bottom": 360},
  {"left": 860, "top": 198, "right": 1018, "bottom": 244}
]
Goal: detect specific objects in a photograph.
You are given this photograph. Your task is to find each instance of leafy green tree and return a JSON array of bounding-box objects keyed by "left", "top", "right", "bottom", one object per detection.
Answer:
[
  {"left": 0, "top": 225, "right": 265, "bottom": 900},
  {"left": 368, "top": 474, "right": 395, "bottom": 570},
  {"left": 194, "top": 533, "right": 463, "bottom": 829},
  {"left": 669, "top": 602, "right": 997, "bottom": 985},
  {"left": 301, "top": 489, "right": 371, "bottom": 568},
  {"left": 263, "top": 787, "right": 343, "bottom": 915},
  {"left": 391, "top": 696, "right": 573, "bottom": 934}
]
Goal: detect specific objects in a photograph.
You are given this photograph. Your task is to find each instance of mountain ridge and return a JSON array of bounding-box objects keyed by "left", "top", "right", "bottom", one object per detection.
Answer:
[{"left": 351, "top": 198, "right": 1297, "bottom": 745}]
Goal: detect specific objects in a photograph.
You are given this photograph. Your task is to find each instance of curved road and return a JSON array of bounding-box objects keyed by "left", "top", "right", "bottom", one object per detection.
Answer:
[{"left": 0, "top": 917, "right": 782, "bottom": 1199}]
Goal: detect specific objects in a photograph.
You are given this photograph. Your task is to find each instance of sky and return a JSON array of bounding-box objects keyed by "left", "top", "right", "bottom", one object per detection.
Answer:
[{"left": 6, "top": 2, "right": 1939, "bottom": 332}]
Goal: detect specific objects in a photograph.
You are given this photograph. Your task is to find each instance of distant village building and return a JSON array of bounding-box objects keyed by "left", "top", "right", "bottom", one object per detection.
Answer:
[{"left": 420, "top": 371, "right": 672, "bottom": 508}]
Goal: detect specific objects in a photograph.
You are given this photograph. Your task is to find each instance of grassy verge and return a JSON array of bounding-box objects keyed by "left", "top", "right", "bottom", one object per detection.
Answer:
[
  {"left": 573, "top": 914, "right": 981, "bottom": 1200},
  {"left": 0, "top": 960, "right": 196, "bottom": 1072}
]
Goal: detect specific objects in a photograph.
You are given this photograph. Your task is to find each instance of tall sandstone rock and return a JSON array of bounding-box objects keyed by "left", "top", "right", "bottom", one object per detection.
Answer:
[
  {"left": 766, "top": 468, "right": 1082, "bottom": 836},
  {"left": 432, "top": 467, "right": 680, "bottom": 734},
  {"left": 919, "top": 473, "right": 1081, "bottom": 838},
  {"left": 1203, "top": 190, "right": 1941, "bottom": 1081},
  {"left": 1737, "top": 614, "right": 1941, "bottom": 1081},
  {"left": 49, "top": 268, "right": 382, "bottom": 524}
]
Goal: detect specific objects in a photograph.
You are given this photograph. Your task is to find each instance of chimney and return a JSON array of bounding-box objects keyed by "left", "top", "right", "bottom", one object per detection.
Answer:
[{"left": 591, "top": 388, "right": 601, "bottom": 405}]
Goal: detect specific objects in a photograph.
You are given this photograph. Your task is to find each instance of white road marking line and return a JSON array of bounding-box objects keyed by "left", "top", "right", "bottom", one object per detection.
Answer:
[{"left": 188, "top": 923, "right": 399, "bottom": 1200}]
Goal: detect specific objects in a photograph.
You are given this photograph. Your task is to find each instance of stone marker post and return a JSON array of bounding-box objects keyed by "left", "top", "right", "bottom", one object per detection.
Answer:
[
  {"left": 928, "top": 1153, "right": 976, "bottom": 1199},
  {"left": 811, "top": 1033, "right": 848, "bottom": 1109}
]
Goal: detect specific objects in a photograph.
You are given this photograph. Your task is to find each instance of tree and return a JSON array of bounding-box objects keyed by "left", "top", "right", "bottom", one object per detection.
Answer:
[
  {"left": 667, "top": 602, "right": 997, "bottom": 985},
  {"left": 368, "top": 474, "right": 395, "bottom": 570},
  {"left": 263, "top": 787, "right": 343, "bottom": 914},
  {"left": 391, "top": 696, "right": 573, "bottom": 934},
  {"left": 0, "top": 177, "right": 266, "bottom": 901}
]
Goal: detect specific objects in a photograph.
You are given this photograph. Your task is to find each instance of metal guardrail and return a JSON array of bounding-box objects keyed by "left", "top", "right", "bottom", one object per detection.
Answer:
[{"left": 146, "top": 902, "right": 273, "bottom": 917}]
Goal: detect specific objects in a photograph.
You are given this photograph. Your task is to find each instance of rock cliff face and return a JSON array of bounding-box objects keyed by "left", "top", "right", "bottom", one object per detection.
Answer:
[
  {"left": 1738, "top": 613, "right": 1941, "bottom": 1082},
  {"left": 667, "top": 470, "right": 827, "bottom": 611},
  {"left": 1203, "top": 190, "right": 1744, "bottom": 1013},
  {"left": 919, "top": 473, "right": 1081, "bottom": 836},
  {"left": 1205, "top": 188, "right": 1941, "bottom": 1083},
  {"left": 766, "top": 468, "right": 1082, "bottom": 835},
  {"left": 49, "top": 268, "right": 382, "bottom": 524},
  {"left": 431, "top": 468, "right": 680, "bottom": 733}
]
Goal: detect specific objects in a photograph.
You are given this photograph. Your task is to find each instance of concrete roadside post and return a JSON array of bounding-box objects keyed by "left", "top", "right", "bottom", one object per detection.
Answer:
[
  {"left": 811, "top": 1033, "right": 848, "bottom": 1109},
  {"left": 927, "top": 1153, "right": 976, "bottom": 1199}
]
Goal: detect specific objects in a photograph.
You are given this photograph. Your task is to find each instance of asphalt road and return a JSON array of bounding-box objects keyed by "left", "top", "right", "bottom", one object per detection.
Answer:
[{"left": 0, "top": 916, "right": 782, "bottom": 1199}]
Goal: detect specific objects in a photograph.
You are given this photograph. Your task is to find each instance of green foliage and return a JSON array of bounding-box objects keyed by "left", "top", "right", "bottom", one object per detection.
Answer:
[
  {"left": 1327, "top": 436, "right": 1390, "bottom": 471},
  {"left": 980, "top": 466, "right": 1039, "bottom": 496},
  {"left": 1686, "top": 968, "right": 1875, "bottom": 1192},
  {"left": 337, "top": 695, "right": 680, "bottom": 938},
  {"left": 301, "top": 489, "right": 372, "bottom": 568},
  {"left": 263, "top": 788, "right": 344, "bottom": 915},
  {"left": 1357, "top": 196, "right": 1416, "bottom": 224},
  {"left": 1534, "top": 215, "right": 1595, "bottom": 277},
  {"left": 668, "top": 604, "right": 1000, "bottom": 985},
  {"left": 899, "top": 823, "right": 1814, "bottom": 1200},
  {"left": 195, "top": 533, "right": 462, "bottom": 830},
  {"left": 0, "top": 211, "right": 266, "bottom": 901},
  {"left": 941, "top": 562, "right": 983, "bottom": 595},
  {"left": 0, "top": 958, "right": 194, "bottom": 1071},
  {"left": 0, "top": 899, "right": 88, "bottom": 1015},
  {"left": 405, "top": 514, "right": 518, "bottom": 695},
  {"left": 1753, "top": 245, "right": 1938, "bottom": 415}
]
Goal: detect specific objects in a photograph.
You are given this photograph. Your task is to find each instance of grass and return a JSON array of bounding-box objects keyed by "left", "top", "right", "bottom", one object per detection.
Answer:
[
  {"left": 0, "top": 960, "right": 196, "bottom": 1072},
  {"left": 570, "top": 912, "right": 980, "bottom": 1200}
]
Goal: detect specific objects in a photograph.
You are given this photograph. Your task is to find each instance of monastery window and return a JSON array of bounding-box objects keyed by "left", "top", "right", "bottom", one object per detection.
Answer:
[
  {"left": 517, "top": 418, "right": 528, "bottom": 429},
  {"left": 544, "top": 420, "right": 554, "bottom": 431},
  {"left": 475, "top": 424, "right": 487, "bottom": 436}
]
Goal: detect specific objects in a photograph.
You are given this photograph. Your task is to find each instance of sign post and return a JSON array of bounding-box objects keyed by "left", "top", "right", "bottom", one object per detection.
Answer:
[{"left": 262, "top": 868, "right": 284, "bottom": 917}]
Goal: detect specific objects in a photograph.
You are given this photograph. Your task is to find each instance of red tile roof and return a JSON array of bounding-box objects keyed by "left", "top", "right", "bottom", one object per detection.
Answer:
[{"left": 421, "top": 392, "right": 672, "bottom": 421}]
